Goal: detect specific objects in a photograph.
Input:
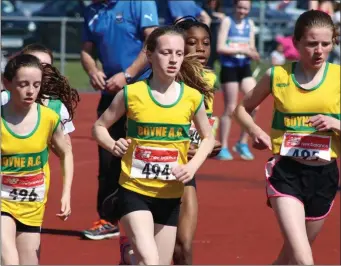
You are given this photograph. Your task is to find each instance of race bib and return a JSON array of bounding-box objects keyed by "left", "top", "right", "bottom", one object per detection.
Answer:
[
  {"left": 130, "top": 146, "right": 179, "bottom": 181},
  {"left": 190, "top": 117, "right": 218, "bottom": 146},
  {"left": 1, "top": 173, "right": 46, "bottom": 202},
  {"left": 280, "top": 133, "right": 331, "bottom": 161},
  {"left": 228, "top": 42, "right": 249, "bottom": 59}
]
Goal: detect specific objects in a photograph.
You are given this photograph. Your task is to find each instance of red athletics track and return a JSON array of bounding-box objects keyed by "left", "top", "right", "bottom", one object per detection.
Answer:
[{"left": 40, "top": 92, "right": 340, "bottom": 265}]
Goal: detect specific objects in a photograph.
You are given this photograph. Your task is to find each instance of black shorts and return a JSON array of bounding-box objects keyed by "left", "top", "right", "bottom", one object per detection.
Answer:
[
  {"left": 185, "top": 177, "right": 196, "bottom": 188},
  {"left": 265, "top": 156, "right": 339, "bottom": 220},
  {"left": 1, "top": 212, "right": 41, "bottom": 233},
  {"left": 116, "top": 186, "right": 181, "bottom": 226},
  {"left": 220, "top": 64, "right": 252, "bottom": 83}
]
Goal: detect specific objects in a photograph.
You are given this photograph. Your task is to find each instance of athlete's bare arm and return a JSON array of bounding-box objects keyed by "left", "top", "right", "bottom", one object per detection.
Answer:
[
  {"left": 233, "top": 68, "right": 271, "bottom": 132},
  {"left": 233, "top": 68, "right": 272, "bottom": 150},
  {"left": 92, "top": 90, "right": 126, "bottom": 152},
  {"left": 51, "top": 123, "right": 73, "bottom": 219}
]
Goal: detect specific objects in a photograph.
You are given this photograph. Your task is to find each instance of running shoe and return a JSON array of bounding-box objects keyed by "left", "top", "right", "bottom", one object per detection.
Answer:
[
  {"left": 233, "top": 142, "right": 254, "bottom": 160},
  {"left": 82, "top": 219, "right": 120, "bottom": 240},
  {"left": 215, "top": 147, "right": 233, "bottom": 160}
]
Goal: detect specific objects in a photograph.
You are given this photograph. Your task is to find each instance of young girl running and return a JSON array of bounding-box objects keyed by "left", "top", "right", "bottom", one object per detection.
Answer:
[
  {"left": 216, "top": 0, "right": 260, "bottom": 160},
  {"left": 233, "top": 10, "right": 340, "bottom": 265},
  {"left": 92, "top": 25, "right": 215, "bottom": 265},
  {"left": 1, "top": 43, "right": 80, "bottom": 144},
  {"left": 172, "top": 17, "right": 221, "bottom": 265},
  {"left": 1, "top": 54, "right": 74, "bottom": 265},
  {"left": 117, "top": 17, "right": 221, "bottom": 265}
]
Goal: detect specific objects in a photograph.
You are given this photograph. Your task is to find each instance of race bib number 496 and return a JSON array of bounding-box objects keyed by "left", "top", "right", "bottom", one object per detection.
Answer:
[
  {"left": 130, "top": 146, "right": 179, "bottom": 181},
  {"left": 1, "top": 173, "right": 45, "bottom": 202},
  {"left": 280, "top": 133, "right": 331, "bottom": 161}
]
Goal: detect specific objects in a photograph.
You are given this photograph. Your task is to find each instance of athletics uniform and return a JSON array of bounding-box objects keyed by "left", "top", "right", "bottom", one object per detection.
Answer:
[
  {"left": 265, "top": 62, "right": 340, "bottom": 220},
  {"left": 1, "top": 92, "right": 74, "bottom": 135},
  {"left": 116, "top": 80, "right": 203, "bottom": 226},
  {"left": 1, "top": 104, "right": 60, "bottom": 231},
  {"left": 187, "top": 70, "right": 219, "bottom": 188},
  {"left": 219, "top": 16, "right": 252, "bottom": 84},
  {"left": 46, "top": 99, "right": 75, "bottom": 135}
]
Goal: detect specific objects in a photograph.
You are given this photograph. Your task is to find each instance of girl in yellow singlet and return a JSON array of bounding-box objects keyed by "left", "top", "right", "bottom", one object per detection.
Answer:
[
  {"left": 234, "top": 10, "right": 340, "bottom": 264},
  {"left": 1, "top": 54, "right": 74, "bottom": 265},
  {"left": 172, "top": 17, "right": 221, "bottom": 265},
  {"left": 117, "top": 18, "right": 223, "bottom": 265},
  {"left": 92, "top": 25, "right": 215, "bottom": 265},
  {"left": 1, "top": 44, "right": 80, "bottom": 146}
]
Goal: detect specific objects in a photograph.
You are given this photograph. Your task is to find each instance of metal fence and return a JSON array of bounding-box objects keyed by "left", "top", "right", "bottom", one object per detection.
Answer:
[{"left": 1, "top": 12, "right": 291, "bottom": 77}]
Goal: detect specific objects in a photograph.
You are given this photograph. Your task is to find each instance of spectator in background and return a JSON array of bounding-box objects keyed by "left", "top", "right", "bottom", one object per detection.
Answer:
[
  {"left": 203, "top": 0, "right": 225, "bottom": 21},
  {"left": 268, "top": 0, "right": 306, "bottom": 18},
  {"left": 309, "top": 0, "right": 335, "bottom": 16},
  {"left": 271, "top": 42, "right": 286, "bottom": 65},
  {"left": 165, "top": 0, "right": 211, "bottom": 26},
  {"left": 202, "top": 0, "right": 226, "bottom": 68},
  {"left": 275, "top": 35, "right": 301, "bottom": 61},
  {"left": 331, "top": 0, "right": 340, "bottom": 64},
  {"left": 80, "top": 0, "right": 158, "bottom": 241},
  {"left": 1, "top": 51, "right": 7, "bottom": 76},
  {"left": 1, "top": 49, "right": 9, "bottom": 104},
  {"left": 216, "top": 0, "right": 260, "bottom": 161}
]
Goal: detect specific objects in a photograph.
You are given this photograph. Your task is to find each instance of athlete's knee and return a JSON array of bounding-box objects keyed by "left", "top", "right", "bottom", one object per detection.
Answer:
[{"left": 222, "top": 105, "right": 236, "bottom": 117}]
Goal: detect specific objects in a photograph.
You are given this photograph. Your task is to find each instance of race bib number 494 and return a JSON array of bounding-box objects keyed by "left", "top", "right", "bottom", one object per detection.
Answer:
[
  {"left": 1, "top": 173, "right": 45, "bottom": 202},
  {"left": 280, "top": 133, "right": 331, "bottom": 161},
  {"left": 130, "top": 146, "right": 179, "bottom": 181}
]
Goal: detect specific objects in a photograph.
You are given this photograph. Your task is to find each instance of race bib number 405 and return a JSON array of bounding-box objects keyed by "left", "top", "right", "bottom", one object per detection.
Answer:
[
  {"left": 1, "top": 173, "right": 45, "bottom": 202},
  {"left": 130, "top": 146, "right": 179, "bottom": 181},
  {"left": 280, "top": 133, "right": 331, "bottom": 161}
]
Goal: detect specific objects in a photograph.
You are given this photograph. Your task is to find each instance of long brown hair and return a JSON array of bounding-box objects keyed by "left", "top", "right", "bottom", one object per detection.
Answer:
[
  {"left": 39, "top": 64, "right": 80, "bottom": 123},
  {"left": 20, "top": 43, "right": 80, "bottom": 122},
  {"left": 145, "top": 25, "right": 213, "bottom": 108}
]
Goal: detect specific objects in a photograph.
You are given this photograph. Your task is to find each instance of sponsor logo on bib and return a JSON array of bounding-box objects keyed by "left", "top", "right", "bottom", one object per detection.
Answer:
[
  {"left": 1, "top": 173, "right": 45, "bottom": 202},
  {"left": 280, "top": 133, "right": 331, "bottom": 161},
  {"left": 130, "top": 146, "right": 179, "bottom": 181}
]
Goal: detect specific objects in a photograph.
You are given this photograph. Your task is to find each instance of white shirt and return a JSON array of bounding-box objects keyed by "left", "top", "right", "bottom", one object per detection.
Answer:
[
  {"left": 60, "top": 102, "right": 75, "bottom": 135},
  {"left": 271, "top": 50, "right": 286, "bottom": 66},
  {"left": 1, "top": 90, "right": 10, "bottom": 105}
]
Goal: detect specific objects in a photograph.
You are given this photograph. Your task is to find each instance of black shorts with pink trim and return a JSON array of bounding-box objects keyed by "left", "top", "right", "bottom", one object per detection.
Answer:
[{"left": 265, "top": 156, "right": 339, "bottom": 220}]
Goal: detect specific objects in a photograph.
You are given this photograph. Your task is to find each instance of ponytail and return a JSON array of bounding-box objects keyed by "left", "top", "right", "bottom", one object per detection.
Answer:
[{"left": 176, "top": 54, "right": 213, "bottom": 109}]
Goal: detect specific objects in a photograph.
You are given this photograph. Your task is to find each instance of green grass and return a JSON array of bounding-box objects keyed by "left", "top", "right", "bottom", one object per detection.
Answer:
[
  {"left": 54, "top": 60, "right": 92, "bottom": 91},
  {"left": 54, "top": 59, "right": 271, "bottom": 92}
]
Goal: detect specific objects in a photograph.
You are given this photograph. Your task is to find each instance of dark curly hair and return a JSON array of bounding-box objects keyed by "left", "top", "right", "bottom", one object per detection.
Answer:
[
  {"left": 38, "top": 64, "right": 80, "bottom": 123},
  {"left": 21, "top": 43, "right": 80, "bottom": 123}
]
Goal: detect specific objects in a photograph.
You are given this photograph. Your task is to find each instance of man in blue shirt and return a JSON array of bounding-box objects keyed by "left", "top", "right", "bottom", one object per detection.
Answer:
[
  {"left": 165, "top": 0, "right": 211, "bottom": 25},
  {"left": 80, "top": 0, "right": 158, "bottom": 240}
]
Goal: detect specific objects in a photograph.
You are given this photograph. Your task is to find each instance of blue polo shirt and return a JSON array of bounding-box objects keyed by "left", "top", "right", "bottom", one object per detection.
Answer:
[
  {"left": 83, "top": 0, "right": 158, "bottom": 81},
  {"left": 165, "top": 0, "right": 203, "bottom": 25}
]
